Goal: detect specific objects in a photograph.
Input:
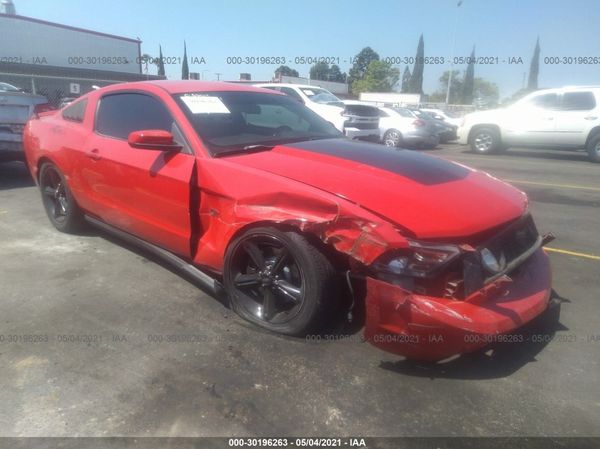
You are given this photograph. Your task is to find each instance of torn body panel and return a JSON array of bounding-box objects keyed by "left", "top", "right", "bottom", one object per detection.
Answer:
[
  {"left": 364, "top": 248, "right": 552, "bottom": 361},
  {"left": 192, "top": 159, "right": 409, "bottom": 271}
]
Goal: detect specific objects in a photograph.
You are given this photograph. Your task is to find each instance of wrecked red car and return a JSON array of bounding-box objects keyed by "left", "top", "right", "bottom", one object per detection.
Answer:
[{"left": 23, "top": 81, "right": 553, "bottom": 361}]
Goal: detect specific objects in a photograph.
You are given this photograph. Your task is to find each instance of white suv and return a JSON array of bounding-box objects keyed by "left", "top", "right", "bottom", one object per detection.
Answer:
[
  {"left": 254, "top": 83, "right": 379, "bottom": 141},
  {"left": 457, "top": 86, "right": 600, "bottom": 163}
]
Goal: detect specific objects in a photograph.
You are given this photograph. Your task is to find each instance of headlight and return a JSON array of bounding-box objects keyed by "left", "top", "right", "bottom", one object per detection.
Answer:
[{"left": 372, "top": 240, "right": 462, "bottom": 278}]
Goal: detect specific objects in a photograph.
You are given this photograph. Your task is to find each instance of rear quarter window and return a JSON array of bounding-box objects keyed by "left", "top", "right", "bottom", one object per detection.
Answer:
[
  {"left": 561, "top": 92, "right": 596, "bottom": 111},
  {"left": 62, "top": 99, "right": 88, "bottom": 123}
]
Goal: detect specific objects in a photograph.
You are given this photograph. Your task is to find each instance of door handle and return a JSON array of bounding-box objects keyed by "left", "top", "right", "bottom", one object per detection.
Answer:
[
  {"left": 584, "top": 116, "right": 598, "bottom": 120},
  {"left": 87, "top": 148, "right": 101, "bottom": 161}
]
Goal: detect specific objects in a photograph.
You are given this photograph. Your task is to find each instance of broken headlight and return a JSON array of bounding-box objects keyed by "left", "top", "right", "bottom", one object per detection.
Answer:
[{"left": 372, "top": 240, "right": 462, "bottom": 278}]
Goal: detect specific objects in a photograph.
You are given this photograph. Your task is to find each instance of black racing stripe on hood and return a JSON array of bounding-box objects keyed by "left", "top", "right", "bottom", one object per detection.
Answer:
[{"left": 288, "top": 139, "right": 469, "bottom": 185}]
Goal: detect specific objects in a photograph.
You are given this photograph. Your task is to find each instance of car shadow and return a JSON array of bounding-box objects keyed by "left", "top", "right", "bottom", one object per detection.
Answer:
[
  {"left": 90, "top": 229, "right": 230, "bottom": 308},
  {"left": 379, "top": 290, "right": 570, "bottom": 380},
  {"left": 460, "top": 148, "right": 590, "bottom": 163},
  {"left": 0, "top": 162, "right": 36, "bottom": 190}
]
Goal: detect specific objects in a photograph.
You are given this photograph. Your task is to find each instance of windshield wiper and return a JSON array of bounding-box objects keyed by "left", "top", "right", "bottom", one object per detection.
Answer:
[{"left": 213, "top": 144, "right": 275, "bottom": 158}]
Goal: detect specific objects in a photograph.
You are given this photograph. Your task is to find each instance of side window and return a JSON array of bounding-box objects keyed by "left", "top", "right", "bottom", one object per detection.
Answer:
[
  {"left": 279, "top": 87, "right": 304, "bottom": 103},
  {"left": 95, "top": 93, "right": 174, "bottom": 139},
  {"left": 528, "top": 93, "right": 559, "bottom": 110},
  {"left": 379, "top": 109, "right": 389, "bottom": 117},
  {"left": 62, "top": 99, "right": 88, "bottom": 123},
  {"left": 561, "top": 92, "right": 596, "bottom": 111}
]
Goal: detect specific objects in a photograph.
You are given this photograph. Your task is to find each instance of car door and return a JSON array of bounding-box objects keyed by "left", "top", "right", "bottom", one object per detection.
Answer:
[
  {"left": 81, "top": 91, "right": 196, "bottom": 257},
  {"left": 502, "top": 92, "right": 559, "bottom": 145},
  {"left": 553, "top": 91, "right": 599, "bottom": 146}
]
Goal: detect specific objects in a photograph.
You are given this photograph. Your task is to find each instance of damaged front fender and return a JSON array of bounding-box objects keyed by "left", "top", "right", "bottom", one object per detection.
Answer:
[{"left": 193, "top": 161, "right": 409, "bottom": 270}]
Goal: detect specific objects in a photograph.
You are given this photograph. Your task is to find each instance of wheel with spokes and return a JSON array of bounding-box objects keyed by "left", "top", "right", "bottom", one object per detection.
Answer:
[
  {"left": 39, "top": 162, "right": 83, "bottom": 232},
  {"left": 383, "top": 129, "right": 403, "bottom": 148},
  {"left": 224, "top": 227, "right": 338, "bottom": 336},
  {"left": 469, "top": 127, "right": 503, "bottom": 154}
]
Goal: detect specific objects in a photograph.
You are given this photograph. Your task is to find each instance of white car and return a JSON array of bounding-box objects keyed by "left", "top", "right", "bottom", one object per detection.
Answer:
[
  {"left": 420, "top": 108, "right": 463, "bottom": 127},
  {"left": 378, "top": 107, "right": 439, "bottom": 148},
  {"left": 458, "top": 86, "right": 600, "bottom": 163},
  {"left": 254, "top": 83, "right": 379, "bottom": 140}
]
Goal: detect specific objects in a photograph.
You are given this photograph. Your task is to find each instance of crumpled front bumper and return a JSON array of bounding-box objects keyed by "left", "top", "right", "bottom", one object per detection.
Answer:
[{"left": 364, "top": 247, "right": 552, "bottom": 361}]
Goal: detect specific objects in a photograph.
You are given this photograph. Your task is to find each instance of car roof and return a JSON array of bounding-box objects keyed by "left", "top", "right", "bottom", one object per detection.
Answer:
[
  {"left": 103, "top": 80, "right": 281, "bottom": 95},
  {"left": 531, "top": 86, "right": 600, "bottom": 95},
  {"left": 255, "top": 83, "right": 326, "bottom": 89}
]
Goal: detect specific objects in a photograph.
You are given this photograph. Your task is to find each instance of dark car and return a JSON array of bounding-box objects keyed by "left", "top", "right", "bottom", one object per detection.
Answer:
[{"left": 412, "top": 109, "right": 458, "bottom": 143}]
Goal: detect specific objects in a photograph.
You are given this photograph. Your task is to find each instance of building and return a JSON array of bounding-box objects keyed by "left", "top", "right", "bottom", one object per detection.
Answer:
[{"left": 0, "top": 1, "right": 163, "bottom": 106}]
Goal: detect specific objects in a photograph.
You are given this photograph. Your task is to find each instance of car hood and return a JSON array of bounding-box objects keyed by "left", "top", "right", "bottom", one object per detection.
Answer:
[{"left": 226, "top": 139, "right": 527, "bottom": 239}]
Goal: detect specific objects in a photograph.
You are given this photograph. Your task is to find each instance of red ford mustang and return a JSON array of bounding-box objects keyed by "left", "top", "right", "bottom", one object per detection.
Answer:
[{"left": 23, "top": 81, "right": 555, "bottom": 361}]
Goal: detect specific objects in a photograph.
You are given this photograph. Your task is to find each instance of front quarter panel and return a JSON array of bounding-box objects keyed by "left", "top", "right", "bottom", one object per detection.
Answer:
[{"left": 192, "top": 157, "right": 409, "bottom": 272}]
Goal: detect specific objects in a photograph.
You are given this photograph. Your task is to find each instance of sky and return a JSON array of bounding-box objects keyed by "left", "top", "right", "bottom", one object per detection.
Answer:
[{"left": 12, "top": 0, "right": 600, "bottom": 99}]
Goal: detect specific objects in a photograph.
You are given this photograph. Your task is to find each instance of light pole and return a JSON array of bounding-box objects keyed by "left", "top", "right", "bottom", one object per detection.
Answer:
[
  {"left": 200, "top": 70, "right": 210, "bottom": 80},
  {"left": 445, "top": 1, "right": 463, "bottom": 105}
]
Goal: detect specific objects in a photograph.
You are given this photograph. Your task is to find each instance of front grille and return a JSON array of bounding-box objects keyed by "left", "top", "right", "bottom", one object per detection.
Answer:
[
  {"left": 482, "top": 215, "right": 538, "bottom": 269},
  {"left": 462, "top": 215, "right": 540, "bottom": 297}
]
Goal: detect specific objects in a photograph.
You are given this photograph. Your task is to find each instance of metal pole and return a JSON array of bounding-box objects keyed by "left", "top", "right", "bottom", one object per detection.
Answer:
[{"left": 445, "top": 2, "right": 462, "bottom": 105}]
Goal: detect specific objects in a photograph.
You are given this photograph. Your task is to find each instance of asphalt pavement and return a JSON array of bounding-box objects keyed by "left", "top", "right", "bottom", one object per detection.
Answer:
[{"left": 0, "top": 144, "right": 599, "bottom": 437}]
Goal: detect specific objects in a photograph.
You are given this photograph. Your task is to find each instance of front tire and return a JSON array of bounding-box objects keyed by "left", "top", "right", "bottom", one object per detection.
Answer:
[
  {"left": 39, "top": 162, "right": 83, "bottom": 233},
  {"left": 470, "top": 127, "right": 503, "bottom": 154},
  {"left": 586, "top": 133, "right": 600, "bottom": 163},
  {"left": 224, "top": 227, "right": 339, "bottom": 336}
]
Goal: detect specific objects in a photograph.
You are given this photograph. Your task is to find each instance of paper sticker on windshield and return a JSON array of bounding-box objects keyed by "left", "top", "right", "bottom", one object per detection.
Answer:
[
  {"left": 181, "top": 95, "right": 230, "bottom": 114},
  {"left": 303, "top": 89, "right": 315, "bottom": 96}
]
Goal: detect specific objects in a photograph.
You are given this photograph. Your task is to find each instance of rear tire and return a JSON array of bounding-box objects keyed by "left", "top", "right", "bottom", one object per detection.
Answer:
[
  {"left": 586, "top": 133, "right": 600, "bottom": 163},
  {"left": 469, "top": 127, "right": 503, "bottom": 154},
  {"left": 224, "top": 227, "right": 339, "bottom": 336},
  {"left": 383, "top": 129, "right": 403, "bottom": 148},
  {"left": 39, "top": 163, "right": 83, "bottom": 233}
]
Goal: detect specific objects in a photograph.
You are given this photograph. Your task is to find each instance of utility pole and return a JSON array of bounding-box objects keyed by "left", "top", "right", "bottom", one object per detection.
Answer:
[
  {"left": 215, "top": 73, "right": 222, "bottom": 81},
  {"left": 445, "top": 1, "right": 463, "bottom": 105}
]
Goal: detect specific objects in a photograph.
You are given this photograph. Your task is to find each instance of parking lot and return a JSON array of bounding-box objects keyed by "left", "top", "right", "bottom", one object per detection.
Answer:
[{"left": 1, "top": 143, "right": 599, "bottom": 437}]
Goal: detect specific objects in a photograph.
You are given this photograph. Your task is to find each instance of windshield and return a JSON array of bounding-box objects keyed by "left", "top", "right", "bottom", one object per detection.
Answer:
[
  {"left": 299, "top": 87, "right": 341, "bottom": 104},
  {"left": 174, "top": 91, "right": 341, "bottom": 156},
  {"left": 0, "top": 82, "right": 21, "bottom": 92}
]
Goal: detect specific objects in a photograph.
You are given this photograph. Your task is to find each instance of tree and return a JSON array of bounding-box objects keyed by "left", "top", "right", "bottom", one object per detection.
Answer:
[
  {"left": 462, "top": 46, "right": 476, "bottom": 104},
  {"left": 274, "top": 65, "right": 299, "bottom": 78},
  {"left": 473, "top": 77, "right": 499, "bottom": 106},
  {"left": 351, "top": 60, "right": 399, "bottom": 95},
  {"left": 181, "top": 41, "right": 189, "bottom": 80},
  {"left": 348, "top": 47, "right": 380, "bottom": 89},
  {"left": 157, "top": 45, "right": 165, "bottom": 77},
  {"left": 329, "top": 64, "right": 346, "bottom": 83},
  {"left": 400, "top": 66, "right": 411, "bottom": 93},
  {"left": 527, "top": 37, "right": 540, "bottom": 90},
  {"left": 430, "top": 70, "right": 499, "bottom": 105},
  {"left": 139, "top": 53, "right": 153, "bottom": 74},
  {"left": 429, "top": 70, "right": 463, "bottom": 103},
  {"left": 310, "top": 61, "right": 330, "bottom": 81},
  {"left": 407, "top": 34, "right": 424, "bottom": 94}
]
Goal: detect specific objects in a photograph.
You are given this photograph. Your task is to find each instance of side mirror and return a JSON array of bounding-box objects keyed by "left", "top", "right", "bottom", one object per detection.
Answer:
[{"left": 128, "top": 130, "right": 182, "bottom": 152}]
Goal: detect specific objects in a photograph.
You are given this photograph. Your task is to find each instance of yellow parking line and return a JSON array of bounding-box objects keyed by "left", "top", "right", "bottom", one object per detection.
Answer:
[
  {"left": 0, "top": 210, "right": 7, "bottom": 215},
  {"left": 545, "top": 247, "right": 600, "bottom": 260},
  {"left": 505, "top": 179, "right": 600, "bottom": 191}
]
